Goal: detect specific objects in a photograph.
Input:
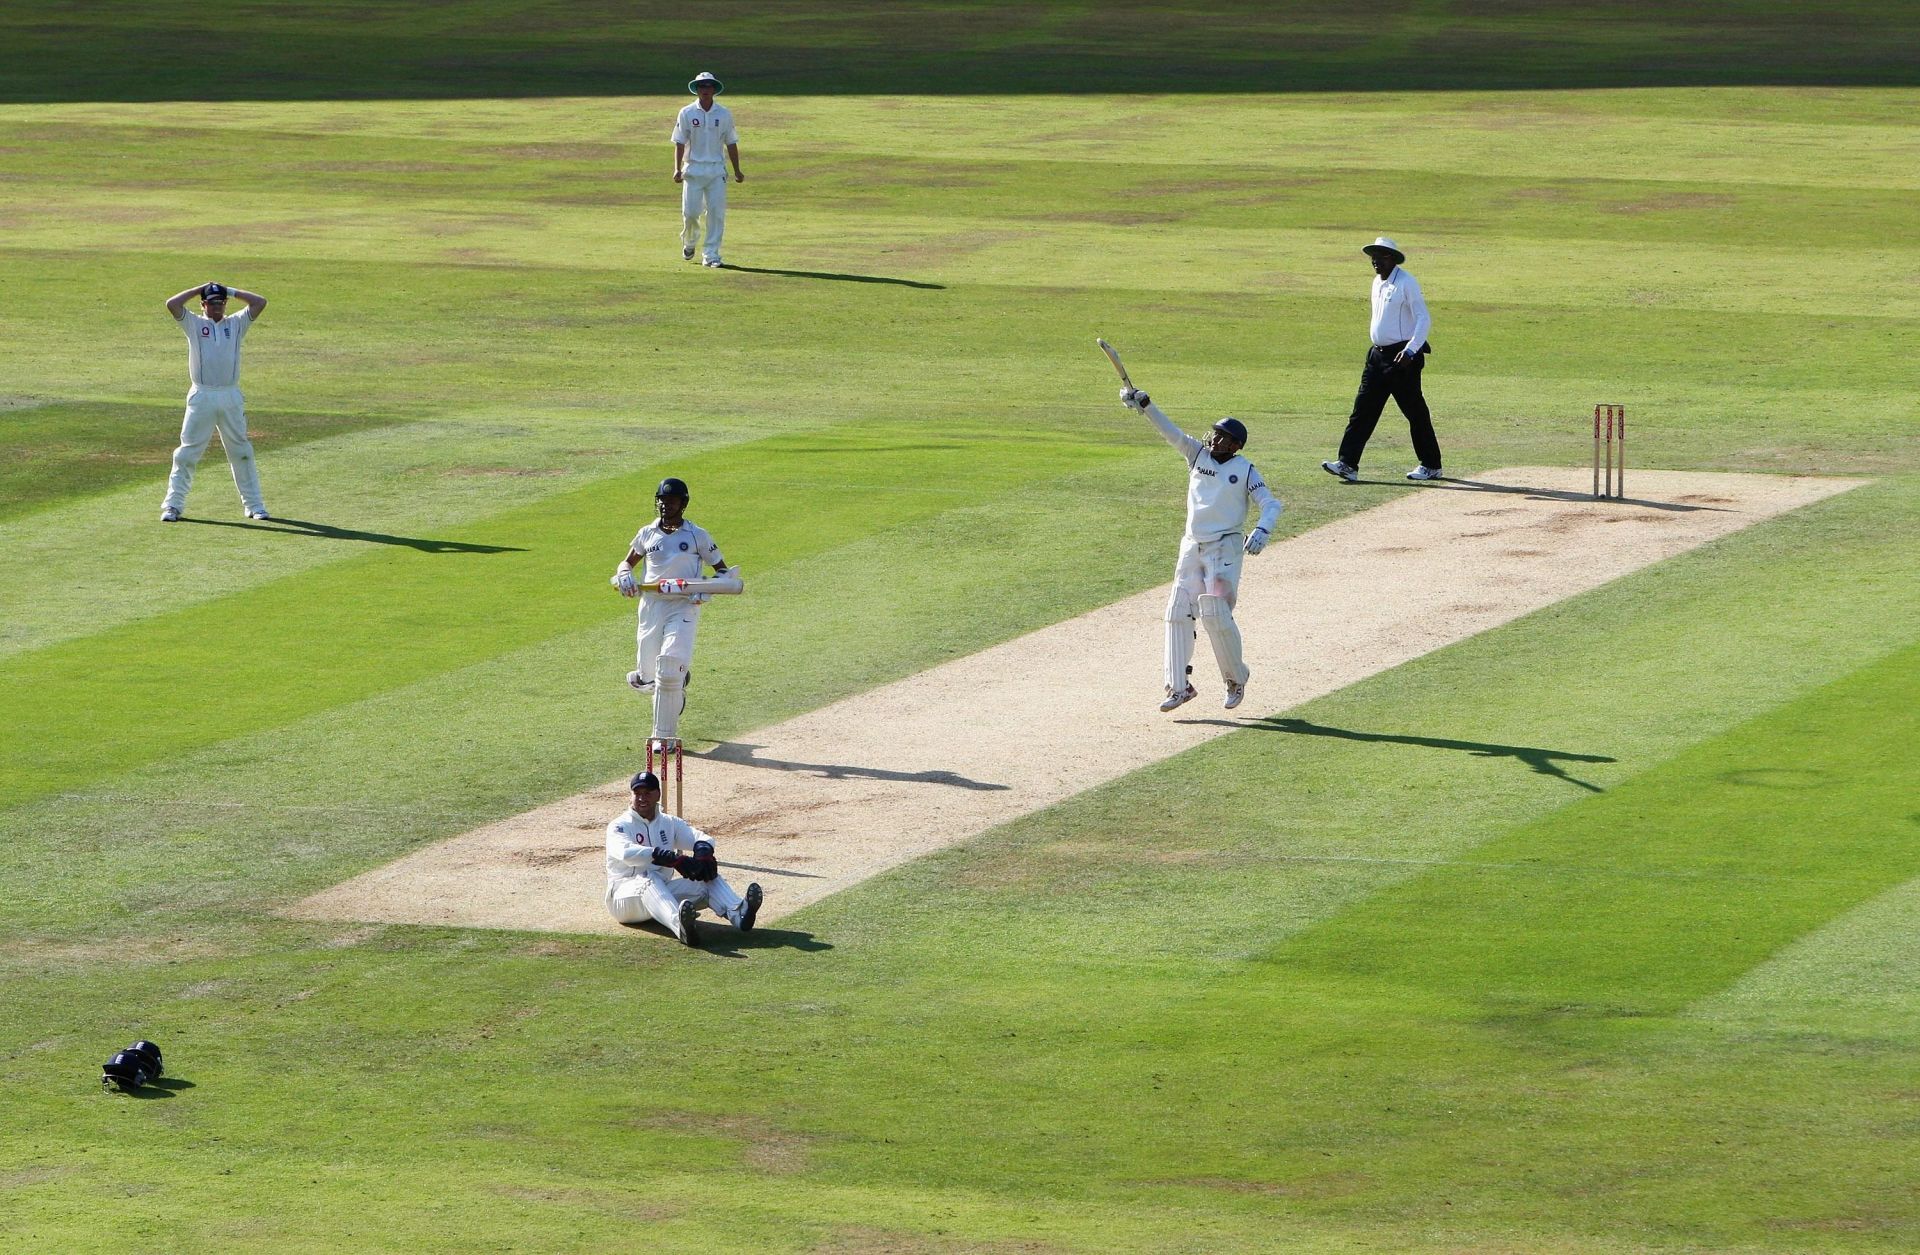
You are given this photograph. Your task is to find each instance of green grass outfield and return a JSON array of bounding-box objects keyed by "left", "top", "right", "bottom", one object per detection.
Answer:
[{"left": 4, "top": 4, "right": 1920, "bottom": 1250}]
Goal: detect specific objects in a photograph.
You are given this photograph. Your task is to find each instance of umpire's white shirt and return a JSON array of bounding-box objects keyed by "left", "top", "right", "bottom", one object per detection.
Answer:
[
  {"left": 179, "top": 308, "right": 252, "bottom": 388},
  {"left": 1369, "top": 266, "right": 1431, "bottom": 353},
  {"left": 672, "top": 102, "right": 737, "bottom": 174},
  {"left": 629, "top": 520, "right": 725, "bottom": 585}
]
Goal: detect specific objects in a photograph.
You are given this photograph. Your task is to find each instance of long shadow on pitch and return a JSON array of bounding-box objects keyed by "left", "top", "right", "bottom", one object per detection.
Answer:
[
  {"left": 624, "top": 920, "right": 832, "bottom": 956},
  {"left": 1338, "top": 475, "right": 1726, "bottom": 514},
  {"left": 1183, "top": 715, "right": 1616, "bottom": 793},
  {"left": 182, "top": 515, "right": 525, "bottom": 553},
  {"left": 716, "top": 264, "right": 944, "bottom": 290},
  {"left": 701, "top": 742, "right": 1009, "bottom": 791}
]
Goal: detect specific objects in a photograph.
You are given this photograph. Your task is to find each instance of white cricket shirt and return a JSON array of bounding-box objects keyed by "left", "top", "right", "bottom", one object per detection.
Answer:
[
  {"left": 178, "top": 308, "right": 252, "bottom": 388},
  {"left": 629, "top": 519, "right": 725, "bottom": 583},
  {"left": 1142, "top": 404, "right": 1284, "bottom": 543},
  {"left": 671, "top": 102, "right": 738, "bottom": 174},
  {"left": 605, "top": 807, "right": 708, "bottom": 891},
  {"left": 1369, "top": 266, "right": 1431, "bottom": 352}
]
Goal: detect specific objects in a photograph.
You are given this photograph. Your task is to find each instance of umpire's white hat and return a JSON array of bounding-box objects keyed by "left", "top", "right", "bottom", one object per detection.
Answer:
[
  {"left": 688, "top": 71, "right": 724, "bottom": 94},
  {"left": 1362, "top": 236, "right": 1405, "bottom": 263}
]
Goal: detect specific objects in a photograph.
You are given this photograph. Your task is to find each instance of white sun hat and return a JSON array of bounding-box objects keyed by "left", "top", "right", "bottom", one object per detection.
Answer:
[
  {"left": 688, "top": 71, "right": 724, "bottom": 94},
  {"left": 1362, "top": 236, "right": 1405, "bottom": 263}
]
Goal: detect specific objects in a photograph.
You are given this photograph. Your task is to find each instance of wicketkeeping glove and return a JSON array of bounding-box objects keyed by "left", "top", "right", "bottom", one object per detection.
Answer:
[
  {"left": 1244, "top": 527, "right": 1269, "bottom": 556},
  {"left": 651, "top": 847, "right": 679, "bottom": 866}
]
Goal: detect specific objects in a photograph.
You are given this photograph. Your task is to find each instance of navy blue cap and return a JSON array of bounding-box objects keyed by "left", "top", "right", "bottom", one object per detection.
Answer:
[
  {"left": 629, "top": 771, "right": 661, "bottom": 791},
  {"left": 200, "top": 282, "right": 229, "bottom": 301}
]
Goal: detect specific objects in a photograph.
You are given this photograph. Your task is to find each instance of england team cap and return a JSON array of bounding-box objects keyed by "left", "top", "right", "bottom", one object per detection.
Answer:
[
  {"left": 629, "top": 770, "right": 661, "bottom": 791},
  {"left": 688, "top": 71, "right": 723, "bottom": 94},
  {"left": 200, "top": 282, "right": 230, "bottom": 301}
]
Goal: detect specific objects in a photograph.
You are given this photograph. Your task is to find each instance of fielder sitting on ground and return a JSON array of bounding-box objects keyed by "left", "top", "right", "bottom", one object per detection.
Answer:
[
  {"left": 614, "top": 476, "right": 733, "bottom": 743},
  {"left": 1122, "top": 386, "right": 1282, "bottom": 712},
  {"left": 606, "top": 769, "right": 762, "bottom": 947},
  {"left": 159, "top": 281, "right": 271, "bottom": 523}
]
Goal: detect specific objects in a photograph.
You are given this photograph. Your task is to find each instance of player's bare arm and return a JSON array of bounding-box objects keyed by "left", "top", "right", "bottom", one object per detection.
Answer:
[
  {"left": 728, "top": 142, "right": 744, "bottom": 182},
  {"left": 164, "top": 285, "right": 201, "bottom": 319},
  {"left": 673, "top": 142, "right": 686, "bottom": 183},
  {"left": 230, "top": 287, "right": 268, "bottom": 320}
]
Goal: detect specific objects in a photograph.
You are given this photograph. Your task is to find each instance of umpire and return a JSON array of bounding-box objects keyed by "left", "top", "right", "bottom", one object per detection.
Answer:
[{"left": 1322, "top": 236, "right": 1444, "bottom": 484}]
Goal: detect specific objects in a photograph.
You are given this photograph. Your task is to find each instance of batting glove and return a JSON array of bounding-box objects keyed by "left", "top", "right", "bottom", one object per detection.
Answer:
[
  {"left": 1244, "top": 528, "right": 1269, "bottom": 556},
  {"left": 1121, "top": 387, "right": 1151, "bottom": 411},
  {"left": 614, "top": 569, "right": 639, "bottom": 598}
]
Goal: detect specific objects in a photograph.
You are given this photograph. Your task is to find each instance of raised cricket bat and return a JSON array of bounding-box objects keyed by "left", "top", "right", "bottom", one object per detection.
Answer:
[{"left": 1095, "top": 337, "right": 1136, "bottom": 390}]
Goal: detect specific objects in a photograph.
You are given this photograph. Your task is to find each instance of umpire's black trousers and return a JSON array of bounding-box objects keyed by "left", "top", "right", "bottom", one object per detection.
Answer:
[{"left": 1337, "top": 340, "right": 1442, "bottom": 471}]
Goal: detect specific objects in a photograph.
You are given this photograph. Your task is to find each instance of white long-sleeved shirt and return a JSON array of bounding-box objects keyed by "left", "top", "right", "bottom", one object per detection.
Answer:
[
  {"left": 1142, "top": 402, "right": 1283, "bottom": 543},
  {"left": 671, "top": 102, "right": 738, "bottom": 174},
  {"left": 176, "top": 308, "right": 252, "bottom": 388},
  {"left": 1369, "top": 265, "right": 1431, "bottom": 354},
  {"left": 605, "top": 807, "right": 711, "bottom": 899},
  {"left": 629, "top": 519, "right": 725, "bottom": 589}
]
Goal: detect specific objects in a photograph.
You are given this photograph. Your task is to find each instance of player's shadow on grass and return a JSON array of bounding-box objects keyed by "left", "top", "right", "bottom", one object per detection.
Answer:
[
  {"left": 1344, "top": 475, "right": 1724, "bottom": 514},
  {"left": 700, "top": 742, "right": 1009, "bottom": 792},
  {"left": 715, "top": 264, "right": 944, "bottom": 289},
  {"left": 183, "top": 516, "right": 525, "bottom": 553},
  {"left": 1187, "top": 715, "right": 1615, "bottom": 793},
  {"left": 624, "top": 921, "right": 831, "bottom": 956}
]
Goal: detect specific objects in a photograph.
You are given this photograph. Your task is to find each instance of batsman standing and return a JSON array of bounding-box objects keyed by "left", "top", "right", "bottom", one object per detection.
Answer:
[
  {"left": 672, "top": 71, "right": 744, "bottom": 267},
  {"left": 606, "top": 769, "right": 762, "bottom": 947},
  {"left": 159, "top": 281, "right": 270, "bottom": 522},
  {"left": 1122, "top": 386, "right": 1283, "bottom": 712},
  {"left": 614, "top": 477, "right": 731, "bottom": 744}
]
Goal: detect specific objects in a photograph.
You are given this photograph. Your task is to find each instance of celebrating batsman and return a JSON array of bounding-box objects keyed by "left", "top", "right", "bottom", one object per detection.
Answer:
[
  {"left": 606, "top": 769, "right": 762, "bottom": 947},
  {"left": 1120, "top": 380, "right": 1282, "bottom": 712},
  {"left": 614, "top": 477, "right": 733, "bottom": 743}
]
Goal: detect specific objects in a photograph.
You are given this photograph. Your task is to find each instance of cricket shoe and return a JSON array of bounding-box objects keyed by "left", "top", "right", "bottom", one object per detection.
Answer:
[
  {"left": 159, "top": 506, "right": 181, "bottom": 522},
  {"left": 683, "top": 244, "right": 696, "bottom": 261},
  {"left": 1405, "top": 465, "right": 1443, "bottom": 482},
  {"left": 246, "top": 507, "right": 272, "bottom": 520},
  {"left": 737, "top": 883, "right": 763, "bottom": 933},
  {"left": 702, "top": 257, "right": 722, "bottom": 268},
  {"left": 626, "top": 671, "right": 654, "bottom": 693},
  {"left": 1321, "top": 460, "right": 1358, "bottom": 483},
  {"left": 1159, "top": 684, "right": 1197, "bottom": 713},
  {"left": 1224, "top": 679, "right": 1246, "bottom": 710},
  {"left": 677, "top": 900, "right": 701, "bottom": 948}
]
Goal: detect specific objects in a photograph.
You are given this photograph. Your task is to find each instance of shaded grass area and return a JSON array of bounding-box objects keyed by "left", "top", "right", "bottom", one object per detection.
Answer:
[
  {"left": 2, "top": 1, "right": 1917, "bottom": 101},
  {"left": 0, "top": 399, "right": 405, "bottom": 523},
  {"left": 3, "top": 483, "right": 1916, "bottom": 1252}
]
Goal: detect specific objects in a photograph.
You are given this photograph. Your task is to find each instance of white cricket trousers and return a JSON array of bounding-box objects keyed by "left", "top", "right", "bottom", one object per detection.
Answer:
[
  {"left": 1165, "top": 534, "right": 1248, "bottom": 690},
  {"left": 608, "top": 869, "right": 747, "bottom": 930},
  {"left": 164, "top": 385, "right": 265, "bottom": 515},
  {"left": 635, "top": 595, "right": 702, "bottom": 739},
  {"left": 680, "top": 171, "right": 728, "bottom": 261}
]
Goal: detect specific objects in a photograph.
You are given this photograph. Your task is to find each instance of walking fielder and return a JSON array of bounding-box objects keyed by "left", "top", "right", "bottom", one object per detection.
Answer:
[
  {"left": 672, "top": 71, "right": 744, "bottom": 267},
  {"left": 606, "top": 769, "right": 762, "bottom": 947},
  {"left": 1114, "top": 361, "right": 1282, "bottom": 712},
  {"left": 160, "top": 281, "right": 270, "bottom": 522},
  {"left": 613, "top": 477, "right": 737, "bottom": 742}
]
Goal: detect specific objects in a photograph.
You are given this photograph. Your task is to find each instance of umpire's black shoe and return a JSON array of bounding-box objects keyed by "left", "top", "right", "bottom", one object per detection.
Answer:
[
  {"left": 738, "top": 883, "right": 763, "bottom": 932},
  {"left": 677, "top": 900, "right": 701, "bottom": 948}
]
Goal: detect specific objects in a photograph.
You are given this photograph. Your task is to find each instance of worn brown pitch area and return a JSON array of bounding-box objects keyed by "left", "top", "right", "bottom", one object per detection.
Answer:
[{"left": 285, "top": 468, "right": 1862, "bottom": 936}]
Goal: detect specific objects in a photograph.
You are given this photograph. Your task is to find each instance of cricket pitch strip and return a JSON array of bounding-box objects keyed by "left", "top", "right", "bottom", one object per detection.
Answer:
[{"left": 286, "top": 468, "right": 1861, "bottom": 935}]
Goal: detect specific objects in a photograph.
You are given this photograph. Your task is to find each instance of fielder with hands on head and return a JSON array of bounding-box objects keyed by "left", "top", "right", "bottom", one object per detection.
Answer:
[
  {"left": 1121, "top": 384, "right": 1283, "bottom": 712},
  {"left": 159, "top": 281, "right": 270, "bottom": 522},
  {"left": 606, "top": 769, "right": 762, "bottom": 947},
  {"left": 1322, "top": 236, "right": 1444, "bottom": 484},
  {"left": 672, "top": 71, "right": 744, "bottom": 267},
  {"left": 614, "top": 477, "right": 730, "bottom": 744}
]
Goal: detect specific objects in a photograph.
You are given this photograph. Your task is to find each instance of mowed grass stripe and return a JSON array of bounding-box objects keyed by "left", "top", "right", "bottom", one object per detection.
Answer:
[
  {"left": 0, "top": 424, "right": 1140, "bottom": 810},
  {"left": 1258, "top": 640, "right": 1920, "bottom": 1019}
]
